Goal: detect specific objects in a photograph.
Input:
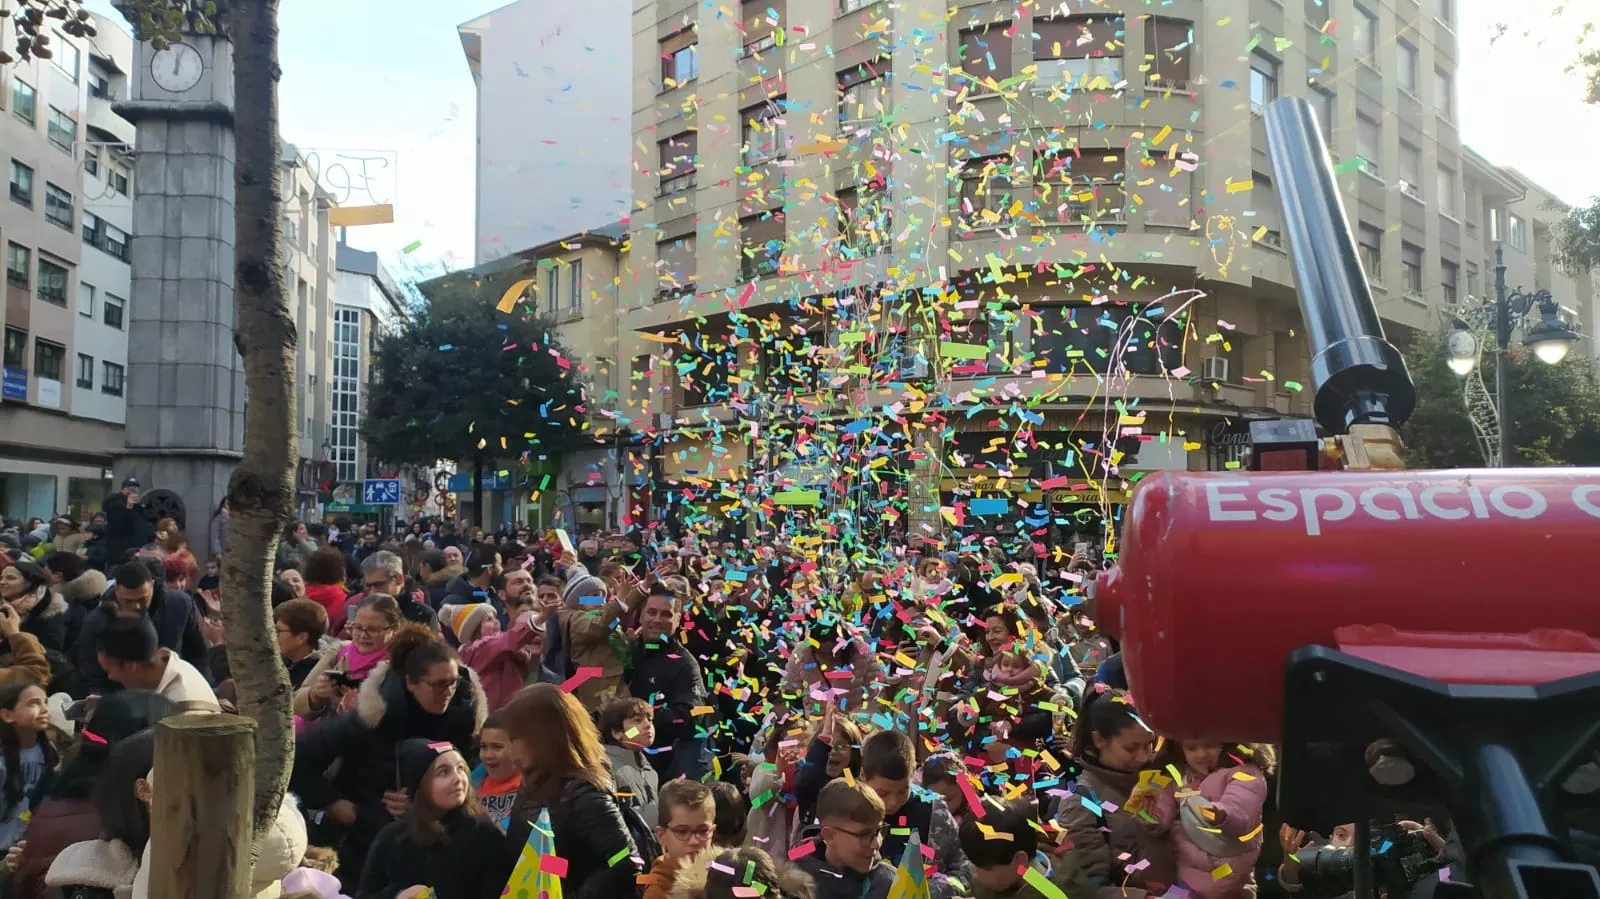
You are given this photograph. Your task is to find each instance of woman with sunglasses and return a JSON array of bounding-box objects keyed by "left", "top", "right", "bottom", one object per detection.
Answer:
[{"left": 291, "top": 623, "right": 488, "bottom": 892}]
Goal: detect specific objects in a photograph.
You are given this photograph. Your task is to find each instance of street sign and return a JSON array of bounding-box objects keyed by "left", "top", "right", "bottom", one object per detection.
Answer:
[{"left": 363, "top": 479, "right": 401, "bottom": 505}]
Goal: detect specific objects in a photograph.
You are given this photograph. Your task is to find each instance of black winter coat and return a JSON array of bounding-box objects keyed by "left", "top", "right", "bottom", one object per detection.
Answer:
[
  {"left": 20, "top": 591, "right": 69, "bottom": 654},
  {"left": 505, "top": 777, "right": 641, "bottom": 899},
  {"left": 75, "top": 585, "right": 208, "bottom": 695},
  {"left": 100, "top": 492, "right": 154, "bottom": 568},
  {"left": 291, "top": 659, "right": 487, "bottom": 879},
  {"left": 625, "top": 636, "right": 705, "bottom": 776},
  {"left": 357, "top": 809, "right": 513, "bottom": 899}
]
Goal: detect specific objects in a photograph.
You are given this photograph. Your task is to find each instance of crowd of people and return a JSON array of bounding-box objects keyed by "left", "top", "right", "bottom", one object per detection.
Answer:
[{"left": 0, "top": 489, "right": 1465, "bottom": 899}]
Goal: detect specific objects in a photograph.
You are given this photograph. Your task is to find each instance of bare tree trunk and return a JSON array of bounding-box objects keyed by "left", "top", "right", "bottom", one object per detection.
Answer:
[{"left": 221, "top": 0, "right": 295, "bottom": 847}]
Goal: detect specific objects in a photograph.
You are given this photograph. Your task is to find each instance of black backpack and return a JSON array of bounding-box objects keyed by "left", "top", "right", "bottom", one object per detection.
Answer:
[{"left": 618, "top": 796, "right": 662, "bottom": 870}]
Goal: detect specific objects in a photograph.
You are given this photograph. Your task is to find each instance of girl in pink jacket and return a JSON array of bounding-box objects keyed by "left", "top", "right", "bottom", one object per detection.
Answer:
[
  {"left": 443, "top": 603, "right": 544, "bottom": 710},
  {"left": 1146, "top": 741, "right": 1274, "bottom": 899}
]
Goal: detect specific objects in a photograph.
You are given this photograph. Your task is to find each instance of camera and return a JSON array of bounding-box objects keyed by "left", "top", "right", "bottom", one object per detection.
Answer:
[{"left": 1291, "top": 821, "right": 1448, "bottom": 898}]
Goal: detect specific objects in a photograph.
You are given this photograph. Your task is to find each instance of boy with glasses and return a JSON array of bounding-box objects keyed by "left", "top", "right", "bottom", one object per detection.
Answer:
[
  {"left": 797, "top": 779, "right": 897, "bottom": 899},
  {"left": 644, "top": 780, "right": 717, "bottom": 899}
]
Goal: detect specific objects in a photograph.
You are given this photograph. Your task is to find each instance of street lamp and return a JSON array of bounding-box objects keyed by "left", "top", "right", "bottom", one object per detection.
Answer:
[{"left": 1448, "top": 245, "right": 1581, "bottom": 467}]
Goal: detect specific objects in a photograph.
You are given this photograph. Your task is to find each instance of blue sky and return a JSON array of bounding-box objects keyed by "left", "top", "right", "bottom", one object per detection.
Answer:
[{"left": 87, "top": 0, "right": 1600, "bottom": 280}]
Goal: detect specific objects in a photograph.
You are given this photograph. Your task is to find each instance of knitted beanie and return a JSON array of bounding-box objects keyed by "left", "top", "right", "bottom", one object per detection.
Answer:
[{"left": 440, "top": 602, "right": 495, "bottom": 645}]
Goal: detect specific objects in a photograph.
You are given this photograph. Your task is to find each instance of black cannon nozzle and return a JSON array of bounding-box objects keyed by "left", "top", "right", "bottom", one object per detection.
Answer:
[{"left": 1263, "top": 97, "right": 1416, "bottom": 435}]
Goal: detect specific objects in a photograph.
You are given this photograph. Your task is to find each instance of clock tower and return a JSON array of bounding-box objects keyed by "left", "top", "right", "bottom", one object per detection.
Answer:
[{"left": 111, "top": 34, "right": 242, "bottom": 536}]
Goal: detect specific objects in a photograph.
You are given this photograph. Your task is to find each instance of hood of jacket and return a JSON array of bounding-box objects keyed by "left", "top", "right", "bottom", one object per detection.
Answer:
[
  {"left": 60, "top": 569, "right": 108, "bottom": 606},
  {"left": 355, "top": 658, "right": 488, "bottom": 738},
  {"left": 44, "top": 837, "right": 140, "bottom": 890},
  {"left": 1074, "top": 757, "right": 1140, "bottom": 804},
  {"left": 28, "top": 589, "right": 69, "bottom": 622},
  {"left": 671, "top": 846, "right": 815, "bottom": 899}
]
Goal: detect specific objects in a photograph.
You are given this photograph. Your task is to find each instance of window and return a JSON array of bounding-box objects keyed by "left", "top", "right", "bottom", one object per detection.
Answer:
[
  {"left": 1033, "top": 15, "right": 1124, "bottom": 88},
  {"left": 1310, "top": 84, "right": 1335, "bottom": 143},
  {"left": 836, "top": 186, "right": 891, "bottom": 256},
  {"left": 838, "top": 61, "right": 890, "bottom": 124},
  {"left": 86, "top": 217, "right": 130, "bottom": 262},
  {"left": 37, "top": 257, "right": 69, "bottom": 306},
  {"left": 10, "top": 79, "right": 35, "bottom": 126},
  {"left": 1249, "top": 52, "right": 1279, "bottom": 114},
  {"left": 1434, "top": 68, "right": 1453, "bottom": 120},
  {"left": 89, "top": 73, "right": 112, "bottom": 100},
  {"left": 544, "top": 266, "right": 559, "bottom": 315},
  {"left": 1437, "top": 165, "right": 1457, "bottom": 217},
  {"left": 9, "top": 160, "right": 33, "bottom": 207},
  {"left": 660, "top": 29, "right": 698, "bottom": 88},
  {"left": 1465, "top": 261, "right": 1479, "bottom": 297},
  {"left": 1508, "top": 214, "right": 1526, "bottom": 251},
  {"left": 1354, "top": 6, "right": 1378, "bottom": 62},
  {"left": 1358, "top": 222, "right": 1383, "bottom": 284},
  {"left": 3, "top": 328, "right": 25, "bottom": 369},
  {"left": 1435, "top": 0, "right": 1452, "bottom": 24},
  {"left": 103, "top": 293, "right": 125, "bottom": 330},
  {"left": 47, "top": 108, "right": 75, "bottom": 154},
  {"left": 1398, "top": 142, "right": 1421, "bottom": 198},
  {"left": 1034, "top": 149, "right": 1126, "bottom": 224},
  {"left": 111, "top": 169, "right": 128, "bottom": 196},
  {"left": 655, "top": 233, "right": 697, "bottom": 294},
  {"left": 102, "top": 361, "right": 124, "bottom": 397},
  {"left": 742, "top": 0, "right": 784, "bottom": 55},
  {"left": 79, "top": 282, "right": 94, "bottom": 317},
  {"left": 1144, "top": 17, "right": 1193, "bottom": 88},
  {"left": 957, "top": 21, "right": 1014, "bottom": 83},
  {"left": 83, "top": 145, "right": 100, "bottom": 177},
  {"left": 956, "top": 154, "right": 1018, "bottom": 231},
  {"left": 53, "top": 34, "right": 81, "bottom": 82},
  {"left": 6, "top": 244, "right": 30, "bottom": 288},
  {"left": 569, "top": 259, "right": 583, "bottom": 312},
  {"left": 75, "top": 353, "right": 93, "bottom": 389},
  {"left": 1397, "top": 42, "right": 1418, "bottom": 94},
  {"left": 743, "top": 100, "right": 784, "bottom": 164},
  {"left": 1401, "top": 243, "right": 1423, "bottom": 294},
  {"left": 1490, "top": 208, "right": 1502, "bottom": 242},
  {"left": 33, "top": 339, "right": 64, "bottom": 382},
  {"left": 1441, "top": 260, "right": 1458, "bottom": 305},
  {"left": 658, "top": 131, "right": 697, "bottom": 196},
  {"left": 741, "top": 214, "right": 786, "bottom": 280},
  {"left": 44, "top": 183, "right": 74, "bottom": 230},
  {"left": 1356, "top": 114, "right": 1380, "bottom": 176}
]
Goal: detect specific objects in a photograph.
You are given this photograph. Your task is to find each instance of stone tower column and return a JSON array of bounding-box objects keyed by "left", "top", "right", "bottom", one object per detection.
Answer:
[{"left": 113, "top": 35, "right": 242, "bottom": 536}]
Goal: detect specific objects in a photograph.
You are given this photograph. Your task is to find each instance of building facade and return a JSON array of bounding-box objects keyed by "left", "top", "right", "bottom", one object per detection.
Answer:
[
  {"left": 458, "top": 0, "right": 632, "bottom": 264},
  {"left": 0, "top": 12, "right": 131, "bottom": 522},
  {"left": 622, "top": 0, "right": 1469, "bottom": 543},
  {"left": 280, "top": 143, "right": 340, "bottom": 520}
]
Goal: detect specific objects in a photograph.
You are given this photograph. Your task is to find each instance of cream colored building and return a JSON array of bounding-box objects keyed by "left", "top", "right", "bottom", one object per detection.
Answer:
[
  {"left": 1459, "top": 149, "right": 1595, "bottom": 358},
  {"left": 621, "top": 0, "right": 1471, "bottom": 541},
  {"left": 280, "top": 142, "right": 340, "bottom": 519},
  {"left": 0, "top": 12, "right": 133, "bottom": 522}
]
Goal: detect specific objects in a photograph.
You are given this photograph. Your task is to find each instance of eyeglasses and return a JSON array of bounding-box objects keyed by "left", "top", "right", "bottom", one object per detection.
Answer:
[
  {"left": 415, "top": 676, "right": 458, "bottom": 693},
  {"left": 827, "top": 823, "right": 885, "bottom": 845},
  {"left": 350, "top": 624, "right": 393, "bottom": 637},
  {"left": 363, "top": 579, "right": 395, "bottom": 591},
  {"left": 666, "top": 825, "right": 714, "bottom": 842}
]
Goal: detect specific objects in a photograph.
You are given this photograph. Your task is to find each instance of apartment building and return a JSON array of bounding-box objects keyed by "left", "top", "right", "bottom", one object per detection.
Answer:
[
  {"left": 0, "top": 12, "right": 132, "bottom": 522},
  {"left": 281, "top": 143, "right": 340, "bottom": 521},
  {"left": 621, "top": 0, "right": 1467, "bottom": 540},
  {"left": 1459, "top": 149, "right": 1596, "bottom": 354},
  {"left": 458, "top": 0, "right": 632, "bottom": 264},
  {"left": 422, "top": 224, "right": 632, "bottom": 530}
]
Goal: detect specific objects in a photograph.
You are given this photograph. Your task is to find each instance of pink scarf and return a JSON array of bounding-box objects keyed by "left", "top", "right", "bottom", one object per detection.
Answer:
[{"left": 338, "top": 642, "right": 388, "bottom": 681}]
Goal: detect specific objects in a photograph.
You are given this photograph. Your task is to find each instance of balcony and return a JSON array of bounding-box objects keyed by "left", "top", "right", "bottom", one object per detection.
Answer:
[
  {"left": 86, "top": 95, "right": 135, "bottom": 148},
  {"left": 740, "top": 254, "right": 781, "bottom": 282}
]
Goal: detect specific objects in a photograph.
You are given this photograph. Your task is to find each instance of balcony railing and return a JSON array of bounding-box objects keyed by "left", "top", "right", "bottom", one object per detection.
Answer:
[
  {"left": 659, "top": 171, "right": 696, "bottom": 198},
  {"left": 956, "top": 186, "right": 1016, "bottom": 233},
  {"left": 741, "top": 254, "right": 782, "bottom": 281}
]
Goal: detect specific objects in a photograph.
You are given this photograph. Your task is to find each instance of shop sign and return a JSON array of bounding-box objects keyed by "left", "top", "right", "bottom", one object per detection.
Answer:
[
  {"left": 1, "top": 367, "right": 24, "bottom": 401},
  {"left": 1207, "top": 420, "right": 1254, "bottom": 448}
]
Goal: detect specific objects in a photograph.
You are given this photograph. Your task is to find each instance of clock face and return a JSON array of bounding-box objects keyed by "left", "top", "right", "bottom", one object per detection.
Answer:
[{"left": 150, "top": 43, "right": 204, "bottom": 93}]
